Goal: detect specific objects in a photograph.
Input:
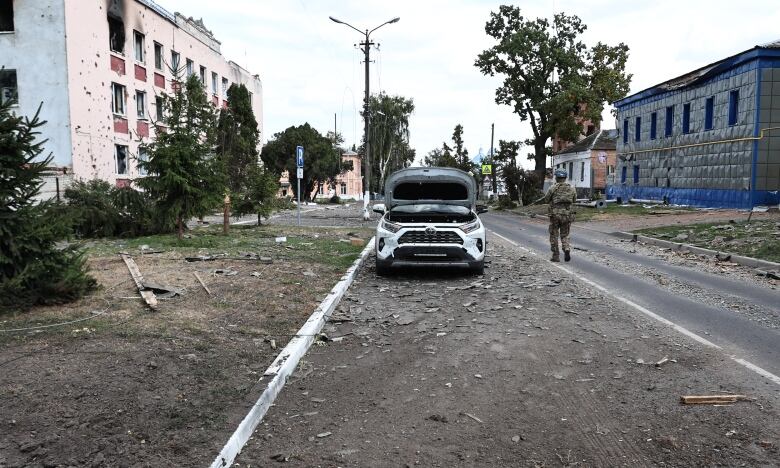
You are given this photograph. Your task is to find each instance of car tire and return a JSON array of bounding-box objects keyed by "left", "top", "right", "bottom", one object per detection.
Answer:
[
  {"left": 471, "top": 261, "right": 484, "bottom": 275},
  {"left": 376, "top": 258, "right": 391, "bottom": 276}
]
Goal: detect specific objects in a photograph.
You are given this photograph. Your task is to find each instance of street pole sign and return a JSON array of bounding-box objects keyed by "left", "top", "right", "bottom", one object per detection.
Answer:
[
  {"left": 296, "top": 146, "right": 303, "bottom": 226},
  {"left": 481, "top": 164, "right": 492, "bottom": 175}
]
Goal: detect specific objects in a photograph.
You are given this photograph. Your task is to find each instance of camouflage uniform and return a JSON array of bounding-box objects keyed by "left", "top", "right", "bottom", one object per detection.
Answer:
[{"left": 542, "top": 181, "right": 577, "bottom": 261}]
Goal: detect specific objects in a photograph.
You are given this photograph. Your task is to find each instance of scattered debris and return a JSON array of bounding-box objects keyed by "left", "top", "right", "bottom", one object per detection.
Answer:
[
  {"left": 185, "top": 255, "right": 219, "bottom": 262},
  {"left": 511, "top": 435, "right": 523, "bottom": 443},
  {"left": 141, "top": 282, "right": 183, "bottom": 299},
  {"left": 193, "top": 272, "right": 212, "bottom": 296},
  {"left": 316, "top": 431, "right": 332, "bottom": 438},
  {"left": 680, "top": 394, "right": 750, "bottom": 405},
  {"left": 349, "top": 238, "right": 366, "bottom": 247},
  {"left": 428, "top": 414, "right": 449, "bottom": 423},
  {"left": 655, "top": 356, "right": 669, "bottom": 367},
  {"left": 755, "top": 269, "right": 780, "bottom": 280},
  {"left": 275, "top": 236, "right": 287, "bottom": 243},
  {"left": 461, "top": 412, "right": 484, "bottom": 424},
  {"left": 213, "top": 268, "right": 238, "bottom": 276},
  {"left": 121, "top": 254, "right": 158, "bottom": 310},
  {"left": 270, "top": 453, "right": 290, "bottom": 462}
]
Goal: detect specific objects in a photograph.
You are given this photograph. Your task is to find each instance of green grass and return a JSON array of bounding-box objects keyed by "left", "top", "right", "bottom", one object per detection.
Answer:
[
  {"left": 80, "top": 224, "right": 372, "bottom": 270},
  {"left": 636, "top": 220, "right": 780, "bottom": 262}
]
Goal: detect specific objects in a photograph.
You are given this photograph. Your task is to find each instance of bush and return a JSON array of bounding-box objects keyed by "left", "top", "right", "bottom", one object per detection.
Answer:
[
  {"left": 496, "top": 195, "right": 517, "bottom": 210},
  {"left": 329, "top": 195, "right": 341, "bottom": 204},
  {"left": 63, "top": 180, "right": 170, "bottom": 238}
]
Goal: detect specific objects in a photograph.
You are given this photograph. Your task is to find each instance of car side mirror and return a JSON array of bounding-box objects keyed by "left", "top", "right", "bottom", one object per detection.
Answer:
[
  {"left": 476, "top": 204, "right": 488, "bottom": 214},
  {"left": 372, "top": 203, "right": 386, "bottom": 214}
]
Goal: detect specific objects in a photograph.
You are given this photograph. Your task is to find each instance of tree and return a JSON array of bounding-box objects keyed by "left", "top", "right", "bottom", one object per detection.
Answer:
[
  {"left": 232, "top": 164, "right": 278, "bottom": 225},
  {"left": 217, "top": 83, "right": 270, "bottom": 233},
  {"left": 423, "top": 125, "right": 475, "bottom": 174},
  {"left": 361, "top": 93, "right": 416, "bottom": 193},
  {"left": 475, "top": 6, "right": 631, "bottom": 184},
  {"left": 0, "top": 101, "right": 96, "bottom": 309},
  {"left": 137, "top": 74, "right": 225, "bottom": 239},
  {"left": 493, "top": 139, "right": 521, "bottom": 199},
  {"left": 261, "top": 123, "right": 350, "bottom": 202}
]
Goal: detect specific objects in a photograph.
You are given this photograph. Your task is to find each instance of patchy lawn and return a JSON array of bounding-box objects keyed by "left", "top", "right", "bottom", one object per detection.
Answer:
[
  {"left": 0, "top": 224, "right": 372, "bottom": 467},
  {"left": 636, "top": 220, "right": 780, "bottom": 263}
]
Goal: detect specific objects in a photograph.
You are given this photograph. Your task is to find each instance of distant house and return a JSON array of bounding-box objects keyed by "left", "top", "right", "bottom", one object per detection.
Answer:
[
  {"left": 278, "top": 150, "right": 363, "bottom": 200},
  {"left": 552, "top": 129, "right": 617, "bottom": 198},
  {"left": 610, "top": 40, "right": 780, "bottom": 208}
]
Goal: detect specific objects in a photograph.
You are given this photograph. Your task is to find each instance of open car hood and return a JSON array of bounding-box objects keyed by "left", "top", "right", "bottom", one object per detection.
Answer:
[{"left": 384, "top": 167, "right": 477, "bottom": 210}]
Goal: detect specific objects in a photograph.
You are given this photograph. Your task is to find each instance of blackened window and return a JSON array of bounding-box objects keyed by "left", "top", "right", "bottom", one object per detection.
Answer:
[
  {"left": 665, "top": 105, "right": 674, "bottom": 137},
  {"left": 635, "top": 116, "right": 641, "bottom": 142},
  {"left": 705, "top": 97, "right": 714, "bottom": 130},
  {"left": 650, "top": 112, "right": 657, "bottom": 140},
  {"left": 0, "top": 0, "right": 14, "bottom": 32},
  {"left": 622, "top": 118, "right": 628, "bottom": 144},
  {"left": 621, "top": 166, "right": 627, "bottom": 184},
  {"left": 682, "top": 103, "right": 691, "bottom": 134},
  {"left": 222, "top": 77, "right": 229, "bottom": 99},
  {"left": 0, "top": 69, "right": 18, "bottom": 105},
  {"left": 108, "top": 16, "right": 125, "bottom": 54},
  {"left": 199, "top": 66, "right": 206, "bottom": 85},
  {"left": 154, "top": 42, "right": 163, "bottom": 70},
  {"left": 340, "top": 183, "right": 347, "bottom": 195},
  {"left": 580, "top": 161, "right": 585, "bottom": 182},
  {"left": 728, "top": 90, "right": 739, "bottom": 125},
  {"left": 115, "top": 145, "right": 128, "bottom": 174},
  {"left": 633, "top": 165, "right": 639, "bottom": 184}
]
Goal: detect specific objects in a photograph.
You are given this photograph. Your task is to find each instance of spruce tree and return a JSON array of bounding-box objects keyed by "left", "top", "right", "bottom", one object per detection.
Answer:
[
  {"left": 0, "top": 101, "right": 95, "bottom": 310},
  {"left": 137, "top": 74, "right": 225, "bottom": 239}
]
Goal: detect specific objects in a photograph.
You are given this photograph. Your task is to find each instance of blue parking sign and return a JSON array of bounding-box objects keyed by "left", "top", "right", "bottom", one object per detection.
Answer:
[{"left": 296, "top": 146, "right": 304, "bottom": 167}]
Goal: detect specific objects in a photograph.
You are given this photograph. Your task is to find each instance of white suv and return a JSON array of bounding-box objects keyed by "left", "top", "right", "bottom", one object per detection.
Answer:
[{"left": 373, "top": 167, "right": 487, "bottom": 275}]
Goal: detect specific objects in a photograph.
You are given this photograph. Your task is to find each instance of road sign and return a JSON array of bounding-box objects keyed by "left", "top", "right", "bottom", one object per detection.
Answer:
[
  {"left": 481, "top": 164, "right": 492, "bottom": 175},
  {"left": 296, "top": 167, "right": 303, "bottom": 179},
  {"left": 296, "top": 146, "right": 304, "bottom": 167}
]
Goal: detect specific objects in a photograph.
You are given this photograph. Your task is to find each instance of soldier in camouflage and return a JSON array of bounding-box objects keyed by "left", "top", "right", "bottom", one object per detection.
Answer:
[{"left": 541, "top": 170, "right": 577, "bottom": 262}]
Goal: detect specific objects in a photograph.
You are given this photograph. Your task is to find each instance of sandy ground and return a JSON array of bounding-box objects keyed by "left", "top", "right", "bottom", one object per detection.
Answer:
[{"left": 233, "top": 239, "right": 780, "bottom": 467}]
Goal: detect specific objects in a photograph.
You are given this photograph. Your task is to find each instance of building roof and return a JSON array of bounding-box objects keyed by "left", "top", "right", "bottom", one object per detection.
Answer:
[
  {"left": 555, "top": 129, "right": 617, "bottom": 156},
  {"left": 614, "top": 40, "right": 780, "bottom": 108}
]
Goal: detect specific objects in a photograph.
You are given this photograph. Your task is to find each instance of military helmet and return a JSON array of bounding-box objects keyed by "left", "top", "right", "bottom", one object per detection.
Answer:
[{"left": 554, "top": 169, "right": 567, "bottom": 179}]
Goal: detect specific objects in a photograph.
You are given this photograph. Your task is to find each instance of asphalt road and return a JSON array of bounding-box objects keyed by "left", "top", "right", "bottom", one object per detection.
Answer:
[{"left": 482, "top": 212, "right": 780, "bottom": 378}]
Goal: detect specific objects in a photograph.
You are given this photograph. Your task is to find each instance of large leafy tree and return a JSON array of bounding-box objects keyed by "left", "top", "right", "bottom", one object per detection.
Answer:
[
  {"left": 0, "top": 101, "right": 95, "bottom": 309},
  {"left": 137, "top": 74, "right": 225, "bottom": 239},
  {"left": 475, "top": 6, "right": 631, "bottom": 183},
  {"left": 261, "top": 123, "right": 350, "bottom": 202},
  {"left": 216, "top": 83, "right": 275, "bottom": 231},
  {"left": 361, "top": 93, "right": 416, "bottom": 192}
]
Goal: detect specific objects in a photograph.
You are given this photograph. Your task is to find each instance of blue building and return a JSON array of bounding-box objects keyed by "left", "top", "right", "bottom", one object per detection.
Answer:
[{"left": 608, "top": 41, "right": 780, "bottom": 208}]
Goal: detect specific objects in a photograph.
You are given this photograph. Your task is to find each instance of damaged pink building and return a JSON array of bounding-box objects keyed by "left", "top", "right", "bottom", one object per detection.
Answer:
[{"left": 0, "top": 0, "right": 263, "bottom": 197}]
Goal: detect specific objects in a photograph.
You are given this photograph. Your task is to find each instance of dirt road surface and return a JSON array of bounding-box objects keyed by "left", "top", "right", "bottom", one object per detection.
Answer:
[{"left": 233, "top": 237, "right": 779, "bottom": 467}]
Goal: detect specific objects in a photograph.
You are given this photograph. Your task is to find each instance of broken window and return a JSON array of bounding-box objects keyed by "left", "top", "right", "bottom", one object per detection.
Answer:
[
  {"left": 133, "top": 31, "right": 145, "bottom": 63},
  {"left": 221, "top": 77, "right": 228, "bottom": 98},
  {"left": 111, "top": 82, "right": 126, "bottom": 115},
  {"left": 115, "top": 145, "right": 128, "bottom": 174},
  {"left": 153, "top": 42, "right": 163, "bottom": 70},
  {"left": 211, "top": 72, "right": 218, "bottom": 94},
  {"left": 155, "top": 95, "right": 164, "bottom": 121},
  {"left": 108, "top": 16, "right": 125, "bottom": 54},
  {"left": 137, "top": 147, "right": 149, "bottom": 176},
  {"left": 0, "top": 69, "right": 18, "bottom": 105},
  {"left": 186, "top": 59, "right": 194, "bottom": 76},
  {"left": 136, "top": 90, "right": 146, "bottom": 119},
  {"left": 0, "top": 0, "right": 14, "bottom": 32},
  {"left": 170, "top": 50, "right": 180, "bottom": 71},
  {"left": 199, "top": 66, "right": 206, "bottom": 85}
]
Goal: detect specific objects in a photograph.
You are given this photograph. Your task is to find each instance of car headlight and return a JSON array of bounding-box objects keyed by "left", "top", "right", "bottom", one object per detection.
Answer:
[
  {"left": 459, "top": 219, "right": 481, "bottom": 234},
  {"left": 381, "top": 219, "right": 402, "bottom": 233}
]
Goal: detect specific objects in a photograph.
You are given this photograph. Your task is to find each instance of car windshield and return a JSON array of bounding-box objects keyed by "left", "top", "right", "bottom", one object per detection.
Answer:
[
  {"left": 389, "top": 204, "right": 470, "bottom": 215},
  {"left": 393, "top": 182, "right": 468, "bottom": 201}
]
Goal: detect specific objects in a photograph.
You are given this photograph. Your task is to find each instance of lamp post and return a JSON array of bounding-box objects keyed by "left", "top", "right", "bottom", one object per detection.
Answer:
[{"left": 329, "top": 15, "right": 400, "bottom": 220}]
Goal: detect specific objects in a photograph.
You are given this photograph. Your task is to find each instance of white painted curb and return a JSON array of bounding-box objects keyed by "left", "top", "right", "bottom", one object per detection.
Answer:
[{"left": 209, "top": 238, "right": 376, "bottom": 468}]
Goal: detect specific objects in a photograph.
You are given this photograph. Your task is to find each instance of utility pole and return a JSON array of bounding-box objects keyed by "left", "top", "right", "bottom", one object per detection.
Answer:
[
  {"left": 490, "top": 123, "right": 497, "bottom": 195},
  {"left": 329, "top": 15, "right": 400, "bottom": 220}
]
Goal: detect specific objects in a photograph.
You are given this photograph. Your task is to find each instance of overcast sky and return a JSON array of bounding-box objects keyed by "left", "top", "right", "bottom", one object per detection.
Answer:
[{"left": 163, "top": 0, "right": 779, "bottom": 168}]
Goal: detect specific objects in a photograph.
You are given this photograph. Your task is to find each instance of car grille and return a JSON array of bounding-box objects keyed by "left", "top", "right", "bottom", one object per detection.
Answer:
[{"left": 398, "top": 230, "right": 463, "bottom": 245}]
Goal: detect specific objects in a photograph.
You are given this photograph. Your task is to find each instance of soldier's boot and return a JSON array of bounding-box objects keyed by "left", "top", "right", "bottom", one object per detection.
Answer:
[
  {"left": 550, "top": 252, "right": 560, "bottom": 262},
  {"left": 564, "top": 250, "right": 571, "bottom": 262}
]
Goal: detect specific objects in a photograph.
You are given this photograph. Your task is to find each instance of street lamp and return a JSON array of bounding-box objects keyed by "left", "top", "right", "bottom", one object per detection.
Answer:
[{"left": 329, "top": 15, "right": 400, "bottom": 220}]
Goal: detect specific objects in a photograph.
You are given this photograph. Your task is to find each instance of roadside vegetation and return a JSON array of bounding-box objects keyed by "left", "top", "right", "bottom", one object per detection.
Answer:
[{"left": 636, "top": 219, "right": 780, "bottom": 262}]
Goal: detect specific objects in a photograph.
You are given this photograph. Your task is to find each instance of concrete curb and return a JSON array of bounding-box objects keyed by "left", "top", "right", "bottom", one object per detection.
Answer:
[
  {"left": 610, "top": 231, "right": 780, "bottom": 271},
  {"left": 209, "top": 238, "right": 376, "bottom": 468}
]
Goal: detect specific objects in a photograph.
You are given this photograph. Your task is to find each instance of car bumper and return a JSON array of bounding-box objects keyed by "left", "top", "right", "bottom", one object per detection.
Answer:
[{"left": 375, "top": 224, "right": 486, "bottom": 268}]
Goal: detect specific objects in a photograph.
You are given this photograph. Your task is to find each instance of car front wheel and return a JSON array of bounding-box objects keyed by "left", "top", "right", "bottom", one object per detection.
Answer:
[{"left": 376, "top": 257, "right": 391, "bottom": 276}]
